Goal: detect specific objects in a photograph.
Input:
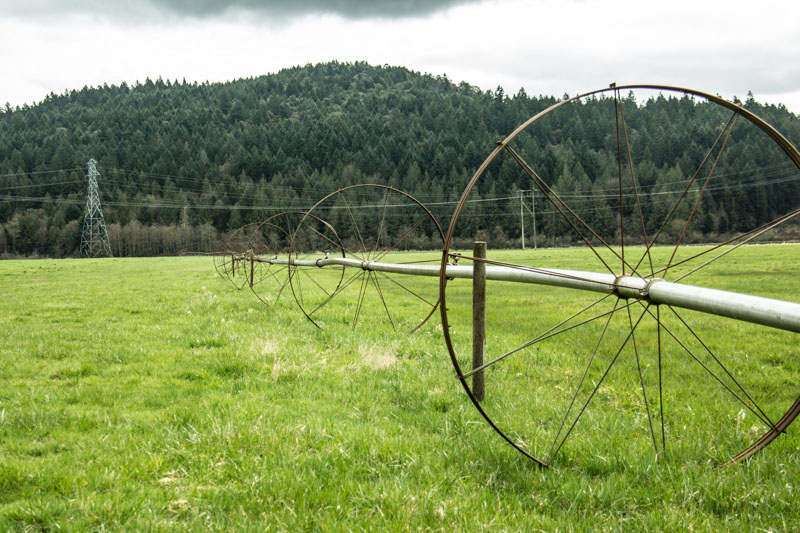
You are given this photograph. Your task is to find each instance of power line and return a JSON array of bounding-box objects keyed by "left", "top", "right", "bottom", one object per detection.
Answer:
[
  {"left": 2, "top": 160, "right": 797, "bottom": 213},
  {"left": 5, "top": 174, "right": 794, "bottom": 217},
  {"left": 0, "top": 179, "right": 86, "bottom": 191},
  {"left": 0, "top": 167, "right": 85, "bottom": 179}
]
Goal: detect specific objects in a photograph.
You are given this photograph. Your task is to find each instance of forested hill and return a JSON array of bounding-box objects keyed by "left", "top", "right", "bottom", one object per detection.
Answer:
[{"left": 1, "top": 61, "right": 799, "bottom": 257}]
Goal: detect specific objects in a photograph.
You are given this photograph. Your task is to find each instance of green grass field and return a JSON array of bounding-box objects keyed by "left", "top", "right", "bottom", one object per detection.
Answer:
[{"left": 2, "top": 247, "right": 799, "bottom": 531}]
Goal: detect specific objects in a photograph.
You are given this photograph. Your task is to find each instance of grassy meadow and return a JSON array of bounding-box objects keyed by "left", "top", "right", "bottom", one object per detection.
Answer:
[{"left": 2, "top": 246, "right": 800, "bottom": 530}]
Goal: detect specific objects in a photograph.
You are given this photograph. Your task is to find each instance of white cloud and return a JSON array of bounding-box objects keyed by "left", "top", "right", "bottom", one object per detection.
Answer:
[{"left": 1, "top": 0, "right": 799, "bottom": 116}]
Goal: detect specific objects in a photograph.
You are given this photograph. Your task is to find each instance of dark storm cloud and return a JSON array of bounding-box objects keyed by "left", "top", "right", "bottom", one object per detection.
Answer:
[
  {"left": 159, "top": 0, "right": 480, "bottom": 18},
  {"left": 1, "top": 0, "right": 480, "bottom": 20}
]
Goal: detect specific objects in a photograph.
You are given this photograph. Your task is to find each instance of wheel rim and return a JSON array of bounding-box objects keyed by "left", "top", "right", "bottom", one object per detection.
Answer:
[
  {"left": 248, "top": 211, "right": 344, "bottom": 306},
  {"left": 293, "top": 184, "right": 444, "bottom": 333},
  {"left": 214, "top": 222, "right": 260, "bottom": 290},
  {"left": 440, "top": 85, "right": 800, "bottom": 466}
]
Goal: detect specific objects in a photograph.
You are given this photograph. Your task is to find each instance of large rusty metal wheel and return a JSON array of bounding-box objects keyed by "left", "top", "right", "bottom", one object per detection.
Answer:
[
  {"left": 440, "top": 85, "right": 800, "bottom": 466},
  {"left": 292, "top": 184, "right": 444, "bottom": 333}
]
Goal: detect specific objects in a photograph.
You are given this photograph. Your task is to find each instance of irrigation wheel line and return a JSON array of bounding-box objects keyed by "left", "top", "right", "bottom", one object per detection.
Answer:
[
  {"left": 291, "top": 184, "right": 445, "bottom": 333},
  {"left": 212, "top": 250, "right": 233, "bottom": 281},
  {"left": 247, "top": 211, "right": 345, "bottom": 307},
  {"left": 439, "top": 84, "right": 800, "bottom": 467},
  {"left": 212, "top": 250, "right": 248, "bottom": 290},
  {"left": 214, "top": 222, "right": 262, "bottom": 291}
]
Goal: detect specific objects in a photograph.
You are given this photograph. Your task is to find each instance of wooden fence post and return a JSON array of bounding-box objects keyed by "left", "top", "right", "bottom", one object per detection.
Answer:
[
  {"left": 249, "top": 249, "right": 255, "bottom": 288},
  {"left": 472, "top": 241, "right": 486, "bottom": 401}
]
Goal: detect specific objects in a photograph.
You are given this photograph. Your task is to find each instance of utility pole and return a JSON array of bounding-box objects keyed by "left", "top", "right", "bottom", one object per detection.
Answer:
[
  {"left": 80, "top": 158, "right": 112, "bottom": 257},
  {"left": 531, "top": 190, "right": 537, "bottom": 249},
  {"left": 520, "top": 190, "right": 538, "bottom": 250},
  {"left": 520, "top": 190, "right": 525, "bottom": 249}
]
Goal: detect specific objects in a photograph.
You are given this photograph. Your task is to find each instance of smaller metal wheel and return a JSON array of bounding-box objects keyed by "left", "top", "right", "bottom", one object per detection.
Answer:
[
  {"left": 292, "top": 184, "right": 445, "bottom": 333},
  {"left": 248, "top": 211, "right": 344, "bottom": 306}
]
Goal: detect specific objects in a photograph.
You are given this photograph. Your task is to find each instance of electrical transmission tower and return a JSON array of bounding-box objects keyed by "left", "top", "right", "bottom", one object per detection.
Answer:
[{"left": 80, "top": 158, "right": 112, "bottom": 257}]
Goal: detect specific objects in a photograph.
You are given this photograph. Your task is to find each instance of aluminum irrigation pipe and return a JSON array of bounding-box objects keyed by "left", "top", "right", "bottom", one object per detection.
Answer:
[{"left": 265, "top": 256, "right": 800, "bottom": 334}]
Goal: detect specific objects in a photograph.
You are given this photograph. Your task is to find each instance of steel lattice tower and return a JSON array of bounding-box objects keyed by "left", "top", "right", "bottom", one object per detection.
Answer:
[{"left": 80, "top": 158, "right": 112, "bottom": 257}]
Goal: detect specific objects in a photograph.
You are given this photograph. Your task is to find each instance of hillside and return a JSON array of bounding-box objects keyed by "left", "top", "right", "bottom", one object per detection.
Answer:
[{"left": 1, "top": 61, "right": 799, "bottom": 257}]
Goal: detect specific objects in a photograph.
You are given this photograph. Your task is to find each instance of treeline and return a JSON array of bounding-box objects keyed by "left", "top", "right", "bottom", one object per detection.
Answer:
[
  {"left": 0, "top": 215, "right": 221, "bottom": 258},
  {"left": 1, "top": 61, "right": 799, "bottom": 257}
]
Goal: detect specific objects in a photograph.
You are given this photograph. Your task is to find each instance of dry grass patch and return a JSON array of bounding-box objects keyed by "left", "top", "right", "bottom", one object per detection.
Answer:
[
  {"left": 253, "top": 336, "right": 281, "bottom": 356},
  {"left": 360, "top": 343, "right": 397, "bottom": 370}
]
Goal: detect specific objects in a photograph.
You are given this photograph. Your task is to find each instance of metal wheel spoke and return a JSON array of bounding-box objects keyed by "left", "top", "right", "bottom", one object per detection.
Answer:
[
  {"left": 299, "top": 267, "right": 333, "bottom": 298},
  {"left": 376, "top": 270, "right": 439, "bottom": 334},
  {"left": 213, "top": 254, "right": 231, "bottom": 279},
  {"left": 291, "top": 266, "right": 304, "bottom": 307},
  {"left": 375, "top": 270, "right": 436, "bottom": 308},
  {"left": 303, "top": 223, "right": 346, "bottom": 256},
  {"left": 372, "top": 213, "right": 430, "bottom": 263},
  {"left": 637, "top": 302, "right": 776, "bottom": 430},
  {"left": 369, "top": 272, "right": 396, "bottom": 331},
  {"left": 618, "top": 98, "right": 654, "bottom": 277},
  {"left": 253, "top": 260, "right": 273, "bottom": 286},
  {"left": 372, "top": 189, "right": 390, "bottom": 260},
  {"left": 252, "top": 264, "right": 289, "bottom": 304},
  {"left": 462, "top": 294, "right": 629, "bottom": 379},
  {"left": 504, "top": 144, "right": 644, "bottom": 277},
  {"left": 657, "top": 306, "right": 666, "bottom": 454},
  {"left": 352, "top": 270, "right": 370, "bottom": 330},
  {"left": 342, "top": 194, "right": 369, "bottom": 258},
  {"left": 663, "top": 114, "right": 739, "bottom": 277},
  {"left": 267, "top": 265, "right": 289, "bottom": 287},
  {"left": 394, "top": 258, "right": 441, "bottom": 265},
  {"left": 667, "top": 306, "right": 777, "bottom": 430},
  {"left": 627, "top": 304, "right": 659, "bottom": 456},
  {"left": 632, "top": 110, "right": 738, "bottom": 274},
  {"left": 450, "top": 253, "right": 618, "bottom": 291},
  {"left": 548, "top": 298, "right": 619, "bottom": 459},
  {"left": 670, "top": 208, "right": 800, "bottom": 282},
  {"left": 614, "top": 88, "right": 627, "bottom": 275},
  {"left": 275, "top": 275, "right": 291, "bottom": 302},
  {"left": 549, "top": 305, "right": 650, "bottom": 461},
  {"left": 307, "top": 268, "right": 362, "bottom": 318}
]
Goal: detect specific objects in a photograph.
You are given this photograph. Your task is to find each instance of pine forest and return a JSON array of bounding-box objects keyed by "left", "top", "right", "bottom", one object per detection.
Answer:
[{"left": 1, "top": 61, "right": 799, "bottom": 257}]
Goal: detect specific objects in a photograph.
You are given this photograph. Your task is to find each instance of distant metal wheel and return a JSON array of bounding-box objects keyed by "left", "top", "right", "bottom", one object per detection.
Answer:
[
  {"left": 248, "top": 211, "right": 344, "bottom": 306},
  {"left": 440, "top": 85, "right": 800, "bottom": 466},
  {"left": 212, "top": 250, "right": 233, "bottom": 281},
  {"left": 292, "top": 184, "right": 445, "bottom": 333},
  {"left": 214, "top": 223, "right": 259, "bottom": 290}
]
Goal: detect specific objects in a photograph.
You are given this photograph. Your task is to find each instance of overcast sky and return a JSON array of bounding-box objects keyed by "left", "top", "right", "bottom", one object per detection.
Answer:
[{"left": 2, "top": 0, "right": 799, "bottom": 115}]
